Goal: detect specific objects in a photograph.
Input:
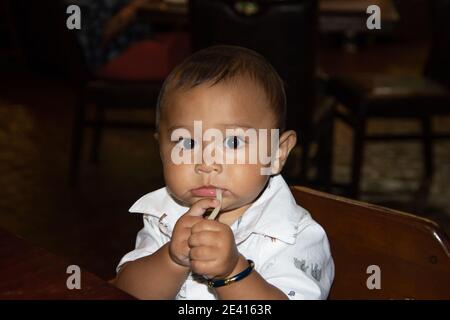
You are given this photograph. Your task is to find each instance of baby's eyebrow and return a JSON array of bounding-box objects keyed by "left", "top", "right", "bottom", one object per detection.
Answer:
[
  {"left": 167, "top": 124, "right": 255, "bottom": 132},
  {"left": 167, "top": 125, "right": 192, "bottom": 132},
  {"left": 221, "top": 124, "right": 254, "bottom": 129}
]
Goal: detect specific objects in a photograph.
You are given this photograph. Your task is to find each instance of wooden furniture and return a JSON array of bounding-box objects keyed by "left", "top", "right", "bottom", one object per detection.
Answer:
[
  {"left": 322, "top": 0, "right": 450, "bottom": 201},
  {"left": 290, "top": 186, "right": 450, "bottom": 299},
  {"left": 138, "top": 0, "right": 189, "bottom": 28},
  {"left": 138, "top": 0, "right": 399, "bottom": 33},
  {"left": 319, "top": 0, "right": 399, "bottom": 34},
  {"left": 64, "top": 1, "right": 192, "bottom": 186},
  {"left": 0, "top": 228, "right": 133, "bottom": 299}
]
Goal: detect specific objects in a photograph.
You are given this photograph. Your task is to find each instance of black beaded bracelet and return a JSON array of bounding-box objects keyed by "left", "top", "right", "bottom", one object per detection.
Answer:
[{"left": 207, "top": 260, "right": 255, "bottom": 288}]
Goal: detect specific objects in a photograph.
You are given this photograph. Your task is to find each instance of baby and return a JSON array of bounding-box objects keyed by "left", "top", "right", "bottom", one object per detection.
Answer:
[{"left": 114, "top": 45, "right": 334, "bottom": 299}]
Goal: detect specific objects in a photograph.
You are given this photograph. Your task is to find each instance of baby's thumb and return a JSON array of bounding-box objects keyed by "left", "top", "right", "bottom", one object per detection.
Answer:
[{"left": 186, "top": 198, "right": 220, "bottom": 217}]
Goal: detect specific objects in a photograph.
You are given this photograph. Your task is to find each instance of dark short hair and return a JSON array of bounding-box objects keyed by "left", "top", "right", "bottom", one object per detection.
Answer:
[{"left": 156, "top": 45, "right": 286, "bottom": 131}]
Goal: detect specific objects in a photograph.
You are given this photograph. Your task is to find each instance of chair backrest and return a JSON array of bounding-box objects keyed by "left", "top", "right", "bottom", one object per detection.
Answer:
[
  {"left": 423, "top": 0, "right": 450, "bottom": 87},
  {"left": 290, "top": 186, "right": 450, "bottom": 299},
  {"left": 189, "top": 0, "right": 318, "bottom": 135}
]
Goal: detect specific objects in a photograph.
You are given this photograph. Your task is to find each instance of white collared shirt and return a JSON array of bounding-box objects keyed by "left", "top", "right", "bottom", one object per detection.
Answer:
[{"left": 117, "top": 174, "right": 334, "bottom": 300}]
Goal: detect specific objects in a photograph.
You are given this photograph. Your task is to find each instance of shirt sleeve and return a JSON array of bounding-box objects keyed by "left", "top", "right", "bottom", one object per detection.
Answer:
[
  {"left": 116, "top": 214, "right": 169, "bottom": 274},
  {"left": 259, "top": 222, "right": 335, "bottom": 300}
]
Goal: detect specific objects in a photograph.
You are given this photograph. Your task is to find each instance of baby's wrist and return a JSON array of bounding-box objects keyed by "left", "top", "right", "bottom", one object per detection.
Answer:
[
  {"left": 166, "top": 243, "right": 190, "bottom": 271},
  {"left": 209, "top": 255, "right": 253, "bottom": 289},
  {"left": 220, "top": 254, "right": 247, "bottom": 279}
]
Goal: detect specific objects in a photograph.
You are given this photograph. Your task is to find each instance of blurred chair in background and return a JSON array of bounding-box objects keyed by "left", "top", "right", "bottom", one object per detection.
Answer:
[
  {"left": 322, "top": 0, "right": 450, "bottom": 203},
  {"left": 189, "top": 0, "right": 319, "bottom": 183},
  {"left": 62, "top": 0, "right": 190, "bottom": 185},
  {"left": 291, "top": 186, "right": 450, "bottom": 299}
]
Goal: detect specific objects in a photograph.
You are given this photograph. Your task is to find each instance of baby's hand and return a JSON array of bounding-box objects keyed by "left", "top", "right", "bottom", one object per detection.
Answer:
[
  {"left": 188, "top": 219, "right": 240, "bottom": 279},
  {"left": 169, "top": 198, "right": 220, "bottom": 267}
]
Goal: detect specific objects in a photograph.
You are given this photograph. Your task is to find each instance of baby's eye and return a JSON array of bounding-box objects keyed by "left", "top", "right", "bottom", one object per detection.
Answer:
[
  {"left": 176, "top": 137, "right": 196, "bottom": 150},
  {"left": 224, "top": 136, "right": 245, "bottom": 149}
]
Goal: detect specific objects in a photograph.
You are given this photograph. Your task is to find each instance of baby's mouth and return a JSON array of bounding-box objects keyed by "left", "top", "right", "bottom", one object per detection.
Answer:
[{"left": 191, "top": 186, "right": 225, "bottom": 197}]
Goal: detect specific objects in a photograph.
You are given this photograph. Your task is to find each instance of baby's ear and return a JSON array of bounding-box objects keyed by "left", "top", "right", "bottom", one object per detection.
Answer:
[
  {"left": 153, "top": 132, "right": 159, "bottom": 141},
  {"left": 271, "top": 130, "right": 297, "bottom": 175}
]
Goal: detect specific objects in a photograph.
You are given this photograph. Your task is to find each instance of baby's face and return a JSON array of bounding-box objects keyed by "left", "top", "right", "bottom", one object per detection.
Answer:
[{"left": 158, "top": 77, "right": 278, "bottom": 216}]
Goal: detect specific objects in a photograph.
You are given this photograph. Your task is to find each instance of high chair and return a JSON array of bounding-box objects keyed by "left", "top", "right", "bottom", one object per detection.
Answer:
[{"left": 291, "top": 186, "right": 450, "bottom": 299}]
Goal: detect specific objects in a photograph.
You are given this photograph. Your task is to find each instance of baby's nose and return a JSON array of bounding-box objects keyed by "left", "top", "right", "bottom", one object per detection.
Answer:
[{"left": 195, "top": 162, "right": 222, "bottom": 174}]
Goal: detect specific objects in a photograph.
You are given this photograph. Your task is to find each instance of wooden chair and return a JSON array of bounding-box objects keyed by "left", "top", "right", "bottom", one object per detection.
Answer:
[
  {"left": 322, "top": 0, "right": 450, "bottom": 201},
  {"left": 58, "top": 3, "right": 189, "bottom": 186},
  {"left": 290, "top": 186, "right": 450, "bottom": 299}
]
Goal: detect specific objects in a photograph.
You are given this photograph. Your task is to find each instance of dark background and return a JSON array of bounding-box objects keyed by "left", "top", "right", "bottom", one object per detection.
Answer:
[{"left": 1, "top": 0, "right": 449, "bottom": 281}]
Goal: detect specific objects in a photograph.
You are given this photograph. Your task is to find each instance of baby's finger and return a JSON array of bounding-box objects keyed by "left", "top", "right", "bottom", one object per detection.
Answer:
[
  {"left": 186, "top": 198, "right": 220, "bottom": 217},
  {"left": 188, "top": 231, "right": 220, "bottom": 248},
  {"left": 191, "top": 219, "right": 222, "bottom": 234},
  {"left": 189, "top": 246, "right": 216, "bottom": 262}
]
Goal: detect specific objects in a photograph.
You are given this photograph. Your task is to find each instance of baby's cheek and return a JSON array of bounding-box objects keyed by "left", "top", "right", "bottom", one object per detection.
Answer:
[
  {"left": 227, "top": 165, "right": 269, "bottom": 197},
  {"left": 164, "top": 164, "right": 190, "bottom": 191}
]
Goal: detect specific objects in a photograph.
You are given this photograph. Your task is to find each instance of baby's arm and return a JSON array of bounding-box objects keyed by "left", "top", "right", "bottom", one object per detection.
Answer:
[
  {"left": 215, "top": 223, "right": 334, "bottom": 300},
  {"left": 215, "top": 254, "right": 289, "bottom": 300},
  {"left": 188, "top": 220, "right": 288, "bottom": 300},
  {"left": 114, "top": 243, "right": 189, "bottom": 299},
  {"left": 114, "top": 198, "right": 220, "bottom": 299}
]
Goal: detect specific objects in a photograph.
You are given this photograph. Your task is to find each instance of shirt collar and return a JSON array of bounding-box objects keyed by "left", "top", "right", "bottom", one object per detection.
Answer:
[
  {"left": 129, "top": 174, "right": 306, "bottom": 244},
  {"left": 231, "top": 174, "right": 306, "bottom": 244}
]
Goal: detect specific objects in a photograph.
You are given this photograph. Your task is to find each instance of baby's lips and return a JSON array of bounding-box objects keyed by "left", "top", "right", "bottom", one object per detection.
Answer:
[
  {"left": 191, "top": 187, "right": 217, "bottom": 197},
  {"left": 191, "top": 187, "right": 226, "bottom": 198}
]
